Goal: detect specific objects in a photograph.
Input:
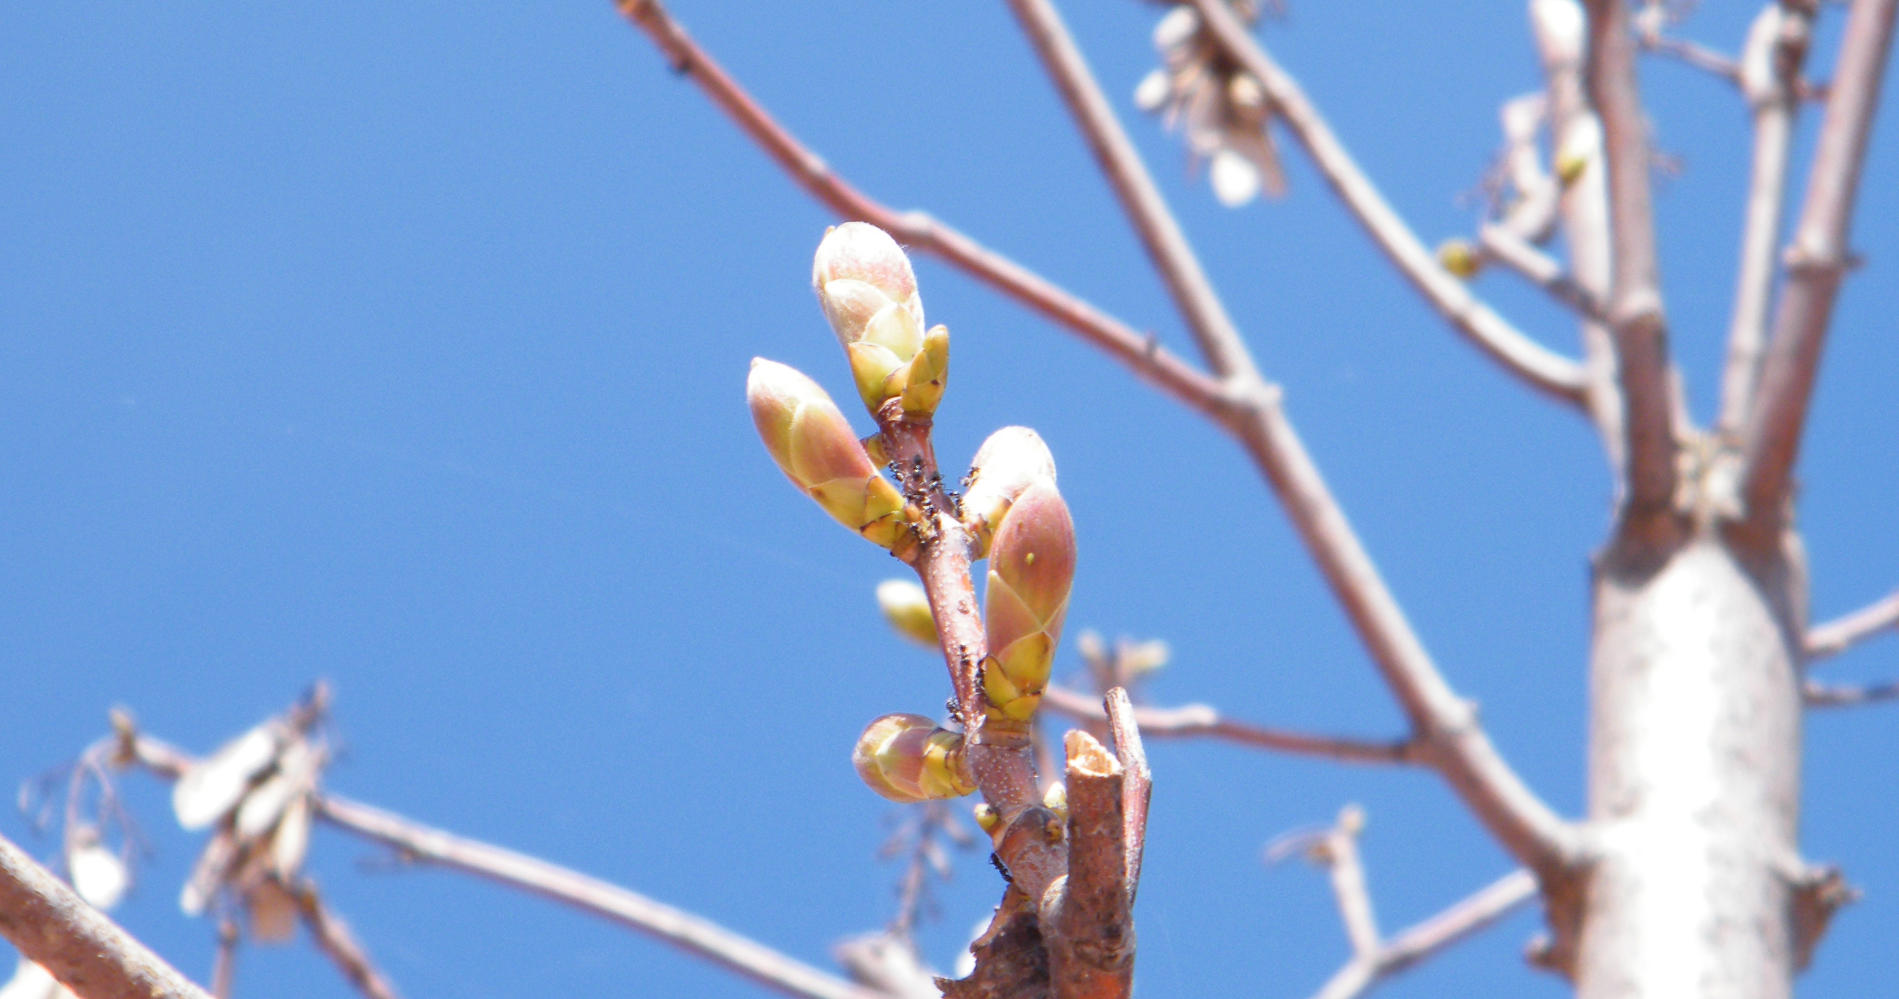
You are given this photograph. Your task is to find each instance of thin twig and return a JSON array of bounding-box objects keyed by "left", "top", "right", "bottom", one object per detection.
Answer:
[
  {"left": 1805, "top": 590, "right": 1899, "bottom": 661},
  {"left": 211, "top": 918, "right": 238, "bottom": 999},
  {"left": 1740, "top": 0, "right": 1899, "bottom": 536},
  {"left": 310, "top": 795, "right": 884, "bottom": 999},
  {"left": 613, "top": 0, "right": 1232, "bottom": 429},
  {"left": 1718, "top": 3, "right": 1814, "bottom": 437},
  {"left": 1640, "top": 31, "right": 1827, "bottom": 102},
  {"left": 291, "top": 880, "right": 402, "bottom": 999},
  {"left": 1181, "top": 1, "right": 1590, "bottom": 406},
  {"left": 1476, "top": 223, "right": 1613, "bottom": 326},
  {"left": 1803, "top": 678, "right": 1899, "bottom": 708},
  {"left": 1310, "top": 869, "right": 1537, "bottom": 999},
  {"left": 1041, "top": 686, "right": 1416, "bottom": 766},
  {"left": 0, "top": 830, "right": 215, "bottom": 999},
  {"left": 1584, "top": 0, "right": 1680, "bottom": 521}
]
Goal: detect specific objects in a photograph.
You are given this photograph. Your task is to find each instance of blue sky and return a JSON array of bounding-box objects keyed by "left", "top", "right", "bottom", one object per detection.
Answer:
[{"left": 3, "top": 4, "right": 1896, "bottom": 998}]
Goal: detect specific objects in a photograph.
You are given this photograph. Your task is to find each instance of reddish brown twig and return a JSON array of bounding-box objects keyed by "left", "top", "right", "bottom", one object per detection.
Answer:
[
  {"left": 1102, "top": 689, "right": 1151, "bottom": 900},
  {"left": 613, "top": 0, "right": 1231, "bottom": 429},
  {"left": 1040, "top": 686, "right": 1416, "bottom": 766},
  {"left": 1044, "top": 730, "right": 1134, "bottom": 999},
  {"left": 0, "top": 830, "right": 214, "bottom": 999},
  {"left": 1803, "top": 678, "right": 1899, "bottom": 708},
  {"left": 291, "top": 880, "right": 402, "bottom": 999}
]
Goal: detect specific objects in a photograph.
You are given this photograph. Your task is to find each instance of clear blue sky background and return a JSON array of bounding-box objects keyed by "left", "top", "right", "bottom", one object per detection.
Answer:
[{"left": 4, "top": 4, "right": 1896, "bottom": 998}]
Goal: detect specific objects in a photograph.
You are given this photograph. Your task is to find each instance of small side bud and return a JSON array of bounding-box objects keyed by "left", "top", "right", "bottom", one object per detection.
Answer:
[
  {"left": 980, "top": 482, "right": 1076, "bottom": 724},
  {"left": 812, "top": 222, "right": 938, "bottom": 414},
  {"left": 875, "top": 579, "right": 938, "bottom": 647},
  {"left": 973, "top": 803, "right": 1001, "bottom": 836},
  {"left": 748, "top": 359, "right": 913, "bottom": 552},
  {"left": 852, "top": 714, "right": 976, "bottom": 802},
  {"left": 898, "top": 324, "right": 950, "bottom": 418},
  {"left": 1437, "top": 238, "right": 1482, "bottom": 279},
  {"left": 960, "top": 426, "right": 1057, "bottom": 556}
]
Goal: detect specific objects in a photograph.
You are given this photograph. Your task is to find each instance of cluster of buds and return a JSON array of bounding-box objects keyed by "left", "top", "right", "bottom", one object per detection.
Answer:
[
  {"left": 749, "top": 223, "right": 1077, "bottom": 806},
  {"left": 171, "top": 691, "right": 327, "bottom": 942},
  {"left": 1134, "top": 2, "right": 1286, "bottom": 206},
  {"left": 811, "top": 221, "right": 949, "bottom": 419}
]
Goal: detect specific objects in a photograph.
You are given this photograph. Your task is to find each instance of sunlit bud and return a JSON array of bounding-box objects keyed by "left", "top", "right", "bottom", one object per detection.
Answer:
[
  {"left": 66, "top": 826, "right": 127, "bottom": 911},
  {"left": 1133, "top": 69, "right": 1171, "bottom": 112},
  {"left": 875, "top": 579, "right": 938, "bottom": 648},
  {"left": 972, "top": 803, "right": 1001, "bottom": 836},
  {"left": 1437, "top": 238, "right": 1482, "bottom": 279},
  {"left": 897, "top": 324, "right": 950, "bottom": 418},
  {"left": 1153, "top": 6, "right": 1201, "bottom": 54},
  {"left": 748, "top": 359, "right": 913, "bottom": 552},
  {"left": 960, "top": 427, "right": 1056, "bottom": 556},
  {"left": 852, "top": 713, "right": 976, "bottom": 802},
  {"left": 173, "top": 721, "right": 284, "bottom": 831},
  {"left": 812, "top": 222, "right": 934, "bottom": 413},
  {"left": 981, "top": 483, "right": 1076, "bottom": 724},
  {"left": 1041, "top": 781, "right": 1068, "bottom": 816}
]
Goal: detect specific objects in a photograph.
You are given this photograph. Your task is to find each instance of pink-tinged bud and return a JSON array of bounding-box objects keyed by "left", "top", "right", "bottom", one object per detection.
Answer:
[
  {"left": 748, "top": 358, "right": 911, "bottom": 551},
  {"left": 852, "top": 713, "right": 976, "bottom": 802},
  {"left": 981, "top": 482, "right": 1076, "bottom": 724},
  {"left": 961, "top": 426, "right": 1057, "bottom": 556},
  {"left": 812, "top": 222, "right": 936, "bottom": 413}
]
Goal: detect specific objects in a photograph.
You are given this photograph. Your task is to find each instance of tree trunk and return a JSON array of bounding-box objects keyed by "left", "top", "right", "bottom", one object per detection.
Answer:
[{"left": 1578, "top": 520, "right": 1806, "bottom": 999}]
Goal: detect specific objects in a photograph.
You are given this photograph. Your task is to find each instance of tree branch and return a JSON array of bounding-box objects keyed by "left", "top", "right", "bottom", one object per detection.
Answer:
[
  {"left": 0, "top": 830, "right": 214, "bottom": 999},
  {"left": 311, "top": 795, "right": 887, "bottom": 999},
  {"left": 290, "top": 880, "right": 402, "bottom": 999},
  {"left": 1803, "top": 678, "right": 1899, "bottom": 708},
  {"left": 1804, "top": 589, "right": 1899, "bottom": 661},
  {"left": 1309, "top": 869, "right": 1537, "bottom": 999},
  {"left": 1740, "top": 0, "right": 1898, "bottom": 533},
  {"left": 1184, "top": 0, "right": 1591, "bottom": 407},
  {"left": 1102, "top": 689, "right": 1152, "bottom": 902},
  {"left": 1717, "top": 3, "right": 1814, "bottom": 437},
  {"left": 1583, "top": 0, "right": 1679, "bottom": 519},
  {"left": 1040, "top": 686, "right": 1417, "bottom": 766},
  {"left": 612, "top": 0, "right": 1231, "bottom": 429},
  {"left": 1477, "top": 223, "right": 1613, "bottom": 326}
]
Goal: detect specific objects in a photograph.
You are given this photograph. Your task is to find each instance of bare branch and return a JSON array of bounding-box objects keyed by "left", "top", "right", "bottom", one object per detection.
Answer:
[
  {"left": 1740, "top": 0, "right": 1899, "bottom": 533},
  {"left": 1311, "top": 869, "right": 1538, "bottom": 999},
  {"left": 1531, "top": 0, "right": 1628, "bottom": 490},
  {"left": 612, "top": 0, "right": 1232, "bottom": 428},
  {"left": 290, "top": 880, "right": 402, "bottom": 999},
  {"left": 1803, "top": 678, "right": 1899, "bottom": 708},
  {"left": 0, "top": 829, "right": 214, "bottom": 999},
  {"left": 211, "top": 919, "right": 237, "bottom": 999},
  {"left": 1477, "top": 223, "right": 1613, "bottom": 326},
  {"left": 1183, "top": 0, "right": 1591, "bottom": 407},
  {"left": 1805, "top": 589, "right": 1899, "bottom": 661},
  {"left": 1041, "top": 686, "right": 1416, "bottom": 766},
  {"left": 1639, "top": 27, "right": 1827, "bottom": 102},
  {"left": 1583, "top": 0, "right": 1680, "bottom": 519},
  {"left": 1718, "top": 3, "right": 1815, "bottom": 437},
  {"left": 309, "top": 795, "right": 886, "bottom": 999}
]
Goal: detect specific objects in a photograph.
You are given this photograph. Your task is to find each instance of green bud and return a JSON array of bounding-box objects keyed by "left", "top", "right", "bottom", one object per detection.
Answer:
[
  {"left": 875, "top": 579, "right": 938, "bottom": 648},
  {"left": 748, "top": 358, "right": 912, "bottom": 551},
  {"left": 960, "top": 426, "right": 1056, "bottom": 557},
  {"left": 852, "top": 713, "right": 976, "bottom": 803},
  {"left": 813, "top": 222, "right": 936, "bottom": 414},
  {"left": 981, "top": 482, "right": 1076, "bottom": 724},
  {"left": 1437, "top": 238, "right": 1482, "bottom": 279}
]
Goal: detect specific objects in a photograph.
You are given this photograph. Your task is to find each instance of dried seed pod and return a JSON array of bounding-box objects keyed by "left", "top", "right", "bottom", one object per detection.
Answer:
[{"left": 173, "top": 722, "right": 284, "bottom": 831}]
